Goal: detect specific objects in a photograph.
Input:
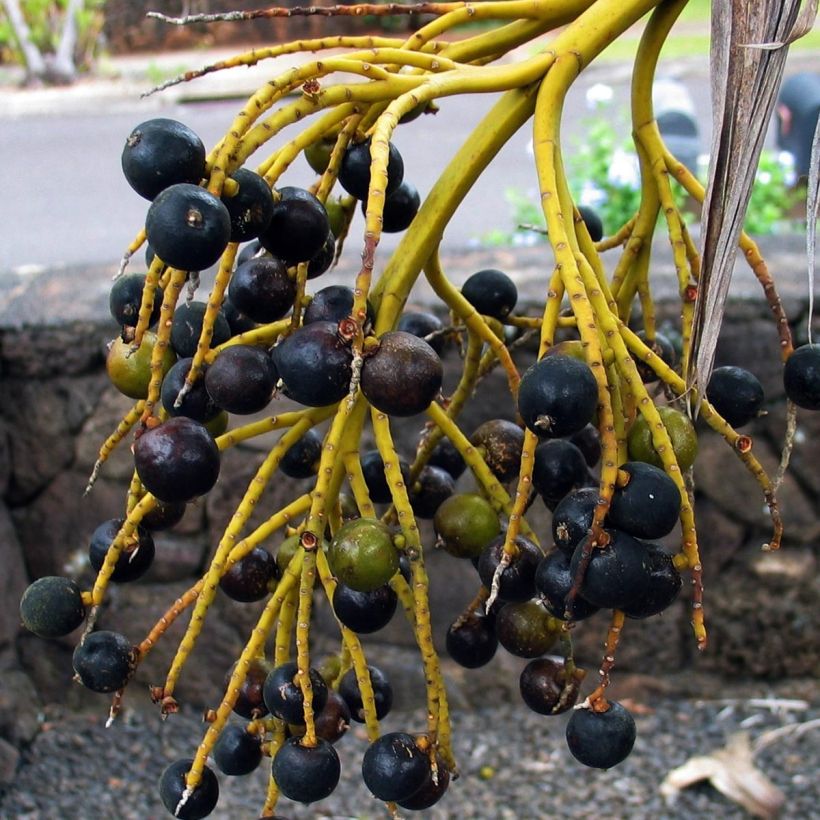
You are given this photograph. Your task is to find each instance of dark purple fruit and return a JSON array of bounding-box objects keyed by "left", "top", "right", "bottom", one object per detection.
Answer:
[
  {"left": 409, "top": 465, "right": 455, "bottom": 519},
  {"left": 19, "top": 576, "right": 85, "bottom": 638},
  {"left": 784, "top": 343, "right": 820, "bottom": 410},
  {"left": 307, "top": 231, "right": 336, "bottom": 279},
  {"left": 445, "top": 611, "right": 498, "bottom": 668},
  {"left": 109, "top": 273, "right": 163, "bottom": 328},
  {"left": 534, "top": 549, "right": 600, "bottom": 621},
  {"left": 219, "top": 547, "right": 279, "bottom": 603},
  {"left": 221, "top": 295, "right": 258, "bottom": 336},
  {"left": 205, "top": 345, "right": 277, "bottom": 415},
  {"left": 361, "top": 331, "right": 443, "bottom": 417},
  {"left": 145, "top": 183, "right": 231, "bottom": 271},
  {"left": 362, "top": 732, "right": 428, "bottom": 802},
  {"left": 470, "top": 419, "right": 524, "bottom": 483},
  {"left": 72, "top": 630, "right": 135, "bottom": 693},
  {"left": 141, "top": 498, "right": 187, "bottom": 532},
  {"left": 221, "top": 168, "right": 274, "bottom": 242},
  {"left": 229, "top": 657, "right": 273, "bottom": 719},
  {"left": 532, "top": 440, "right": 590, "bottom": 506},
  {"left": 520, "top": 656, "right": 582, "bottom": 715},
  {"left": 213, "top": 725, "right": 262, "bottom": 776},
  {"left": 89, "top": 518, "right": 155, "bottom": 583},
  {"left": 397, "top": 311, "right": 446, "bottom": 355},
  {"left": 397, "top": 753, "right": 450, "bottom": 810},
  {"left": 280, "top": 428, "right": 323, "bottom": 479},
  {"left": 263, "top": 662, "right": 328, "bottom": 724},
  {"left": 551, "top": 487, "right": 599, "bottom": 557},
  {"left": 706, "top": 365, "right": 765, "bottom": 427},
  {"left": 565, "top": 701, "right": 636, "bottom": 769},
  {"left": 170, "top": 301, "right": 231, "bottom": 358},
  {"left": 339, "top": 138, "right": 404, "bottom": 200},
  {"left": 518, "top": 354, "right": 598, "bottom": 438},
  {"left": 428, "top": 436, "right": 466, "bottom": 479},
  {"left": 569, "top": 529, "right": 653, "bottom": 611},
  {"left": 609, "top": 461, "right": 681, "bottom": 540},
  {"left": 133, "top": 416, "right": 220, "bottom": 504},
  {"left": 568, "top": 424, "right": 602, "bottom": 468},
  {"left": 272, "top": 737, "right": 340, "bottom": 803},
  {"left": 362, "top": 179, "right": 420, "bottom": 232},
  {"left": 236, "top": 239, "right": 266, "bottom": 268},
  {"left": 122, "top": 118, "right": 205, "bottom": 201},
  {"left": 359, "top": 450, "right": 411, "bottom": 504},
  {"left": 332, "top": 582, "right": 397, "bottom": 633},
  {"left": 289, "top": 689, "right": 351, "bottom": 745},
  {"left": 338, "top": 665, "right": 392, "bottom": 722},
  {"left": 260, "top": 187, "right": 330, "bottom": 265},
  {"left": 578, "top": 204, "right": 604, "bottom": 242},
  {"left": 461, "top": 269, "right": 517, "bottom": 320},
  {"left": 158, "top": 758, "right": 219, "bottom": 819},
  {"left": 303, "top": 285, "right": 373, "bottom": 328},
  {"left": 634, "top": 330, "right": 677, "bottom": 384},
  {"left": 622, "top": 543, "right": 682, "bottom": 619},
  {"left": 494, "top": 599, "right": 562, "bottom": 658},
  {"left": 228, "top": 256, "right": 295, "bottom": 323},
  {"left": 477, "top": 535, "right": 541, "bottom": 603},
  {"left": 161, "top": 358, "right": 222, "bottom": 423},
  {"left": 272, "top": 321, "right": 353, "bottom": 407}
]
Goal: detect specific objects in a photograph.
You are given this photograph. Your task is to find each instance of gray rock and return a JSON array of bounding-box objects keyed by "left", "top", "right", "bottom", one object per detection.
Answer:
[
  {"left": 0, "top": 503, "right": 27, "bottom": 649},
  {"left": 0, "top": 736, "right": 19, "bottom": 786}
]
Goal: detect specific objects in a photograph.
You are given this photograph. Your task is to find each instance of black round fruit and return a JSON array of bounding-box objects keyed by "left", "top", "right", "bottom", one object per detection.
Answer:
[
  {"left": 89, "top": 518, "right": 155, "bottom": 583},
  {"left": 428, "top": 436, "right": 466, "bottom": 479},
  {"left": 608, "top": 461, "right": 681, "bottom": 540},
  {"left": 158, "top": 758, "right": 219, "bottom": 820},
  {"left": 477, "top": 535, "right": 541, "bottom": 603},
  {"left": 122, "top": 118, "right": 206, "bottom": 201},
  {"left": 532, "top": 439, "right": 590, "bottom": 506},
  {"left": 303, "top": 285, "right": 372, "bottom": 327},
  {"left": 332, "top": 583, "right": 397, "bottom": 634},
  {"left": 221, "top": 168, "right": 274, "bottom": 242},
  {"left": 409, "top": 465, "right": 455, "bottom": 519},
  {"left": 445, "top": 611, "right": 498, "bottom": 668},
  {"left": 565, "top": 701, "right": 637, "bottom": 769},
  {"left": 534, "top": 549, "right": 600, "bottom": 621},
  {"left": 460, "top": 269, "right": 517, "bottom": 320},
  {"left": 133, "top": 417, "right": 221, "bottom": 504},
  {"left": 219, "top": 547, "right": 279, "bottom": 603},
  {"left": 229, "top": 657, "right": 273, "bottom": 719},
  {"left": 19, "top": 576, "right": 86, "bottom": 638},
  {"left": 221, "top": 295, "right": 258, "bottom": 336},
  {"left": 263, "top": 661, "right": 328, "bottom": 725},
  {"left": 213, "top": 725, "right": 263, "bottom": 776},
  {"left": 272, "top": 737, "right": 340, "bottom": 803},
  {"left": 72, "top": 631, "right": 135, "bottom": 693},
  {"left": 622, "top": 542, "right": 682, "bottom": 619},
  {"left": 551, "top": 487, "right": 599, "bottom": 557},
  {"left": 706, "top": 365, "right": 765, "bottom": 428},
  {"left": 145, "top": 183, "right": 231, "bottom": 271},
  {"left": 568, "top": 424, "right": 602, "bottom": 467},
  {"left": 170, "top": 301, "right": 231, "bottom": 358},
  {"left": 205, "top": 345, "right": 277, "bottom": 415},
  {"left": 110, "top": 273, "right": 163, "bottom": 328},
  {"left": 362, "top": 732, "right": 429, "bottom": 802},
  {"left": 338, "top": 665, "right": 393, "bottom": 722},
  {"left": 259, "top": 186, "right": 330, "bottom": 265},
  {"left": 519, "top": 656, "right": 582, "bottom": 715},
  {"left": 141, "top": 498, "right": 187, "bottom": 532},
  {"left": 228, "top": 256, "right": 295, "bottom": 323},
  {"left": 783, "top": 344, "right": 820, "bottom": 410},
  {"left": 280, "top": 429, "right": 323, "bottom": 479},
  {"left": 397, "top": 752, "right": 450, "bottom": 810},
  {"left": 578, "top": 204, "right": 604, "bottom": 242},
  {"left": 518, "top": 354, "right": 598, "bottom": 438},
  {"left": 397, "top": 310, "right": 446, "bottom": 355},
  {"left": 160, "top": 358, "right": 222, "bottom": 423},
  {"left": 307, "top": 230, "right": 336, "bottom": 279},
  {"left": 362, "top": 179, "right": 420, "bottom": 232},
  {"left": 338, "top": 138, "right": 404, "bottom": 200},
  {"left": 359, "top": 450, "right": 411, "bottom": 504}
]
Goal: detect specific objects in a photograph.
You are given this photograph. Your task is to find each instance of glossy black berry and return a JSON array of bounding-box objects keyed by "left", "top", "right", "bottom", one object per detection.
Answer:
[
  {"left": 110, "top": 273, "right": 163, "bottom": 328},
  {"left": 461, "top": 269, "right": 517, "bottom": 320},
  {"left": 89, "top": 519, "right": 155, "bottom": 583},
  {"left": 260, "top": 187, "right": 330, "bottom": 265},
  {"left": 622, "top": 542, "right": 682, "bottom": 619},
  {"left": 272, "top": 321, "right": 353, "bottom": 407},
  {"left": 221, "top": 168, "right": 274, "bottom": 242},
  {"left": 565, "top": 701, "right": 636, "bottom": 769},
  {"left": 72, "top": 631, "right": 135, "bottom": 693},
  {"left": 303, "top": 285, "right": 373, "bottom": 328},
  {"left": 280, "top": 429, "right": 323, "bottom": 479},
  {"left": 520, "top": 656, "right": 582, "bottom": 715},
  {"left": 518, "top": 354, "right": 598, "bottom": 438},
  {"left": 706, "top": 365, "right": 765, "bottom": 427},
  {"left": 532, "top": 440, "right": 590, "bottom": 507},
  {"left": 362, "top": 179, "right": 420, "bottom": 232},
  {"left": 213, "top": 725, "right": 262, "bottom": 776},
  {"left": 409, "top": 465, "right": 455, "bottom": 519},
  {"left": 332, "top": 582, "right": 397, "bottom": 633},
  {"left": 397, "top": 752, "right": 450, "bottom": 810},
  {"left": 158, "top": 758, "right": 219, "bottom": 819},
  {"left": 397, "top": 310, "right": 446, "bottom": 355},
  {"left": 263, "top": 661, "right": 328, "bottom": 724},
  {"left": 161, "top": 358, "right": 222, "bottom": 423},
  {"left": 219, "top": 547, "right": 279, "bottom": 603},
  {"left": 609, "top": 461, "right": 681, "bottom": 540},
  {"left": 339, "top": 665, "right": 393, "bottom": 722},
  {"left": 534, "top": 549, "right": 600, "bottom": 621},
  {"left": 361, "top": 331, "right": 443, "bottom": 417},
  {"left": 19, "top": 576, "right": 86, "bottom": 638},
  {"left": 568, "top": 424, "right": 602, "bottom": 468},
  {"left": 133, "top": 417, "right": 220, "bottom": 504},
  {"left": 307, "top": 231, "right": 336, "bottom": 280},
  {"left": 445, "top": 611, "right": 498, "bottom": 668},
  {"left": 221, "top": 295, "right": 258, "bottom": 336},
  {"left": 170, "top": 301, "right": 231, "bottom": 358},
  {"left": 272, "top": 737, "right": 340, "bottom": 803},
  {"left": 228, "top": 256, "right": 295, "bottom": 323},
  {"left": 205, "top": 345, "right": 277, "bottom": 415},
  {"left": 122, "top": 118, "right": 205, "bottom": 201},
  {"left": 470, "top": 419, "right": 524, "bottom": 483},
  {"left": 229, "top": 657, "right": 273, "bottom": 719},
  {"left": 145, "top": 183, "right": 231, "bottom": 271},
  {"left": 477, "top": 535, "right": 541, "bottom": 603},
  {"left": 784, "top": 344, "right": 820, "bottom": 410},
  {"left": 359, "top": 450, "right": 411, "bottom": 504},
  {"left": 494, "top": 599, "right": 562, "bottom": 658},
  {"left": 428, "top": 437, "right": 466, "bottom": 479},
  {"left": 141, "top": 498, "right": 187, "bottom": 532},
  {"left": 578, "top": 204, "right": 604, "bottom": 241},
  {"left": 551, "top": 487, "right": 599, "bottom": 557},
  {"left": 362, "top": 732, "right": 429, "bottom": 802},
  {"left": 339, "top": 138, "right": 404, "bottom": 200}
]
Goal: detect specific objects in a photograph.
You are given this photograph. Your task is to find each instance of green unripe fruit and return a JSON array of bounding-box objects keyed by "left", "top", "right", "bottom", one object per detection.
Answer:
[
  {"left": 433, "top": 493, "right": 501, "bottom": 559},
  {"left": 106, "top": 331, "right": 176, "bottom": 400},
  {"left": 327, "top": 518, "right": 399, "bottom": 592},
  {"left": 627, "top": 405, "right": 698, "bottom": 471}
]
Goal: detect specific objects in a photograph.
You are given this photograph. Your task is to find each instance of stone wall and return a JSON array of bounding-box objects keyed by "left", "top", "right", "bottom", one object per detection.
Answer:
[{"left": 0, "top": 252, "right": 818, "bottom": 784}]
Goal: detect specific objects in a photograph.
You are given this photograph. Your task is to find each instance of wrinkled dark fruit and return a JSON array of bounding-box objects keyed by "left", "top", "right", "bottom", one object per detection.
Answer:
[
  {"left": 362, "top": 732, "right": 428, "bottom": 802},
  {"left": 477, "top": 535, "right": 541, "bottom": 603},
  {"left": 228, "top": 256, "right": 295, "bottom": 323},
  {"left": 622, "top": 542, "right": 682, "bottom": 619},
  {"left": 534, "top": 549, "right": 600, "bottom": 621},
  {"left": 20, "top": 576, "right": 86, "bottom": 638},
  {"left": 460, "top": 269, "right": 518, "bottom": 320},
  {"left": 280, "top": 428, "right": 323, "bottom": 479},
  {"left": 213, "top": 725, "right": 263, "bottom": 776},
  {"left": 170, "top": 301, "right": 231, "bottom": 359},
  {"left": 409, "top": 465, "right": 455, "bottom": 519},
  {"left": 221, "top": 168, "right": 274, "bottom": 242},
  {"left": 160, "top": 358, "right": 222, "bottom": 423},
  {"left": 272, "top": 737, "right": 340, "bottom": 804},
  {"left": 519, "top": 656, "right": 582, "bottom": 715},
  {"left": 706, "top": 365, "right": 765, "bottom": 428},
  {"left": 339, "top": 665, "right": 393, "bottom": 722},
  {"left": 445, "top": 611, "right": 498, "bottom": 668},
  {"left": 89, "top": 518, "right": 155, "bottom": 583},
  {"left": 72, "top": 631, "right": 135, "bottom": 693},
  {"left": 470, "top": 419, "right": 524, "bottom": 483},
  {"left": 361, "top": 331, "right": 443, "bottom": 417},
  {"left": 339, "top": 138, "right": 404, "bottom": 200},
  {"left": 518, "top": 354, "right": 598, "bottom": 438},
  {"left": 783, "top": 343, "right": 820, "bottom": 410},
  {"left": 259, "top": 186, "right": 330, "bottom": 265},
  {"left": 609, "top": 461, "right": 681, "bottom": 540},
  {"left": 205, "top": 345, "right": 277, "bottom": 415},
  {"left": 219, "top": 547, "right": 280, "bottom": 603},
  {"left": 263, "top": 661, "right": 328, "bottom": 724},
  {"left": 158, "top": 758, "right": 219, "bottom": 819},
  {"left": 145, "top": 183, "right": 231, "bottom": 271},
  {"left": 332, "top": 582, "right": 397, "bottom": 634},
  {"left": 110, "top": 273, "right": 163, "bottom": 328},
  {"left": 122, "top": 118, "right": 205, "bottom": 201},
  {"left": 565, "top": 701, "right": 637, "bottom": 769}
]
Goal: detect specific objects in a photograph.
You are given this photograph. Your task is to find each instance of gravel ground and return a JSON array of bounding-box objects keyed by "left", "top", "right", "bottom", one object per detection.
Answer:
[{"left": 2, "top": 693, "right": 817, "bottom": 820}]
